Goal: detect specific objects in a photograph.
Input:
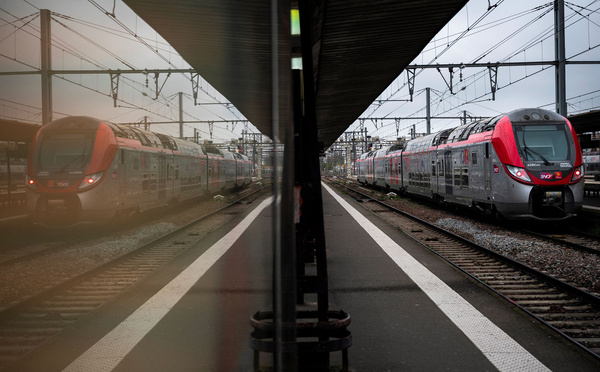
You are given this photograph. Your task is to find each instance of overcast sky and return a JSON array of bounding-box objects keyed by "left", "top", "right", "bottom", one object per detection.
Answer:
[{"left": 0, "top": 0, "right": 598, "bottom": 143}]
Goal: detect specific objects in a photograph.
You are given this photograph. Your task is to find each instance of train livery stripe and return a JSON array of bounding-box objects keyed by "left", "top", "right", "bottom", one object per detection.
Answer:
[
  {"left": 62, "top": 196, "right": 274, "bottom": 372},
  {"left": 322, "top": 183, "right": 551, "bottom": 372}
]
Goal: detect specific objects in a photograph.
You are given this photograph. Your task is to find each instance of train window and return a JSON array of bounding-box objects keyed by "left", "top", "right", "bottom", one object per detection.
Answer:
[
  {"left": 131, "top": 128, "right": 153, "bottom": 147},
  {"left": 438, "top": 160, "right": 443, "bottom": 176},
  {"left": 133, "top": 156, "right": 139, "bottom": 171},
  {"left": 142, "top": 174, "right": 150, "bottom": 192},
  {"left": 514, "top": 124, "right": 570, "bottom": 161},
  {"left": 453, "top": 168, "right": 461, "bottom": 186},
  {"left": 434, "top": 128, "right": 452, "bottom": 146},
  {"left": 472, "top": 152, "right": 478, "bottom": 165},
  {"left": 35, "top": 132, "right": 94, "bottom": 171},
  {"left": 462, "top": 168, "right": 469, "bottom": 188},
  {"left": 156, "top": 133, "right": 174, "bottom": 150},
  {"left": 470, "top": 117, "right": 496, "bottom": 134},
  {"left": 459, "top": 123, "right": 477, "bottom": 141},
  {"left": 485, "top": 143, "right": 490, "bottom": 159}
]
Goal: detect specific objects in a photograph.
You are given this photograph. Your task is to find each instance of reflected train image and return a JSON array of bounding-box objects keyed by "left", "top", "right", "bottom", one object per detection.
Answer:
[
  {"left": 357, "top": 108, "right": 585, "bottom": 221},
  {"left": 26, "top": 116, "right": 252, "bottom": 225},
  {"left": 583, "top": 151, "right": 600, "bottom": 180}
]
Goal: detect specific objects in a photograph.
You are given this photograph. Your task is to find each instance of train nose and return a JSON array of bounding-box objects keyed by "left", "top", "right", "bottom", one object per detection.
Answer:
[
  {"left": 542, "top": 191, "right": 563, "bottom": 206},
  {"left": 34, "top": 194, "right": 81, "bottom": 225}
]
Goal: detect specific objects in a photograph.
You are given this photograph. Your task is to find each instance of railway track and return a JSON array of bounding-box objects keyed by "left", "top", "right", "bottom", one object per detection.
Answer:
[
  {"left": 325, "top": 178, "right": 600, "bottom": 360},
  {"left": 521, "top": 229, "right": 600, "bottom": 256},
  {"left": 0, "top": 184, "right": 264, "bottom": 267},
  {"left": 0, "top": 234, "right": 100, "bottom": 268},
  {"left": 0, "top": 186, "right": 269, "bottom": 371}
]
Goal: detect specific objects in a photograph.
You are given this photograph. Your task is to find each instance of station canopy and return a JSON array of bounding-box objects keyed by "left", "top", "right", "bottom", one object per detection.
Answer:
[{"left": 123, "top": 0, "right": 469, "bottom": 149}]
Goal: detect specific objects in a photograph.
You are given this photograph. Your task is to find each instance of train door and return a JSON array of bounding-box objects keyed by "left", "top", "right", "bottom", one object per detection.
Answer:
[
  {"left": 390, "top": 156, "right": 399, "bottom": 190},
  {"left": 444, "top": 150, "right": 453, "bottom": 195},
  {"left": 437, "top": 156, "right": 444, "bottom": 196},
  {"left": 128, "top": 151, "right": 141, "bottom": 203},
  {"left": 168, "top": 153, "right": 176, "bottom": 201},
  {"left": 484, "top": 142, "right": 493, "bottom": 196},
  {"left": 200, "top": 157, "right": 207, "bottom": 194},
  {"left": 236, "top": 159, "right": 241, "bottom": 186},
  {"left": 394, "top": 156, "right": 400, "bottom": 188},
  {"left": 215, "top": 160, "right": 224, "bottom": 190},
  {"left": 158, "top": 154, "right": 167, "bottom": 200},
  {"left": 402, "top": 155, "right": 409, "bottom": 192},
  {"left": 118, "top": 149, "right": 128, "bottom": 206},
  {"left": 431, "top": 151, "right": 439, "bottom": 196},
  {"left": 208, "top": 159, "right": 213, "bottom": 192},
  {"left": 470, "top": 149, "right": 480, "bottom": 195}
]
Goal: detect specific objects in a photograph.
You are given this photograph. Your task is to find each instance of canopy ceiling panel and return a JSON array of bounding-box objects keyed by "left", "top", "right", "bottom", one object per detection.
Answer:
[{"left": 123, "top": 0, "right": 469, "bottom": 148}]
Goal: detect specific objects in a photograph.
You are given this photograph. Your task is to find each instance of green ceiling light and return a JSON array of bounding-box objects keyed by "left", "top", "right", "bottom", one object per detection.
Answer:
[
  {"left": 292, "top": 57, "right": 303, "bottom": 70},
  {"left": 291, "top": 8, "right": 302, "bottom": 69},
  {"left": 291, "top": 9, "right": 300, "bottom": 35}
]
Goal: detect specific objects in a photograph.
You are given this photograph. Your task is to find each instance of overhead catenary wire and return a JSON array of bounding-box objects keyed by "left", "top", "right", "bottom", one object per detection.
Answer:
[
  {"left": 365, "top": 0, "right": 505, "bottom": 120},
  {"left": 0, "top": 3, "right": 253, "bottom": 141},
  {"left": 86, "top": 0, "right": 248, "bottom": 126},
  {"left": 361, "top": 1, "right": 600, "bottom": 141}
]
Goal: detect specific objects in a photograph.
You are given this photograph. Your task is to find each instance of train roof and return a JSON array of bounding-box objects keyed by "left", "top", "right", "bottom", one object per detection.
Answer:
[
  {"left": 105, "top": 120, "right": 243, "bottom": 158},
  {"left": 505, "top": 108, "right": 567, "bottom": 124}
]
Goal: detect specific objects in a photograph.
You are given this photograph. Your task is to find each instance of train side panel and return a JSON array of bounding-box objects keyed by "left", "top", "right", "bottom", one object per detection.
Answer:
[
  {"left": 402, "top": 134, "right": 437, "bottom": 199},
  {"left": 356, "top": 151, "right": 375, "bottom": 185},
  {"left": 373, "top": 148, "right": 387, "bottom": 187},
  {"left": 223, "top": 152, "right": 236, "bottom": 190},
  {"left": 387, "top": 152, "right": 402, "bottom": 192}
]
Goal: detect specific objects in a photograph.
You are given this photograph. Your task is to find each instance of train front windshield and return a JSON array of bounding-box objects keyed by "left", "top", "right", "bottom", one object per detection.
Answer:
[
  {"left": 34, "top": 132, "right": 95, "bottom": 173},
  {"left": 513, "top": 124, "right": 571, "bottom": 162}
]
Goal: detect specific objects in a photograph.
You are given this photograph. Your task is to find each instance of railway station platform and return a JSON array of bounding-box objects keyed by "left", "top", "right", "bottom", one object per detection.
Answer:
[
  {"left": 6, "top": 185, "right": 600, "bottom": 371},
  {"left": 0, "top": 200, "right": 27, "bottom": 224}
]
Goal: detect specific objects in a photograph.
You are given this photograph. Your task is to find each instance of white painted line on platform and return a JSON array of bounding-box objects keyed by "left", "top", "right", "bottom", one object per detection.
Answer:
[
  {"left": 583, "top": 204, "right": 600, "bottom": 212},
  {"left": 323, "top": 183, "right": 550, "bottom": 372},
  {"left": 0, "top": 214, "right": 28, "bottom": 223},
  {"left": 63, "top": 196, "right": 274, "bottom": 372}
]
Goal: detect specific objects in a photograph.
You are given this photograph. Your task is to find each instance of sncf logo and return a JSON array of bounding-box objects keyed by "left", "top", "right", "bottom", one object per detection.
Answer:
[
  {"left": 57, "top": 181, "right": 70, "bottom": 187},
  {"left": 540, "top": 173, "right": 553, "bottom": 180}
]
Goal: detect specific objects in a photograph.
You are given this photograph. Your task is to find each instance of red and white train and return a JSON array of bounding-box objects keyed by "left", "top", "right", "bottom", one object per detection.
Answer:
[
  {"left": 26, "top": 116, "right": 253, "bottom": 225},
  {"left": 357, "top": 108, "right": 585, "bottom": 221}
]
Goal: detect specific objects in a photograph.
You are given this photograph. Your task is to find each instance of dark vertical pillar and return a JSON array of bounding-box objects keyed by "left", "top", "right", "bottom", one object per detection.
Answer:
[
  {"left": 271, "top": 0, "right": 296, "bottom": 370},
  {"left": 295, "top": 1, "right": 330, "bottom": 369},
  {"left": 178, "top": 92, "right": 184, "bottom": 138},
  {"left": 426, "top": 87, "right": 431, "bottom": 134},
  {"left": 252, "top": 3, "right": 349, "bottom": 370},
  {"left": 40, "top": 9, "right": 52, "bottom": 125},
  {"left": 554, "top": 0, "right": 567, "bottom": 115}
]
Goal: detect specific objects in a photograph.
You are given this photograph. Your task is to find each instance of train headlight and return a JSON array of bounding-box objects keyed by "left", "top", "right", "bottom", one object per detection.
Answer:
[
  {"left": 26, "top": 175, "right": 37, "bottom": 190},
  {"left": 571, "top": 165, "right": 584, "bottom": 182},
  {"left": 506, "top": 165, "right": 532, "bottom": 183},
  {"left": 78, "top": 171, "right": 104, "bottom": 189}
]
